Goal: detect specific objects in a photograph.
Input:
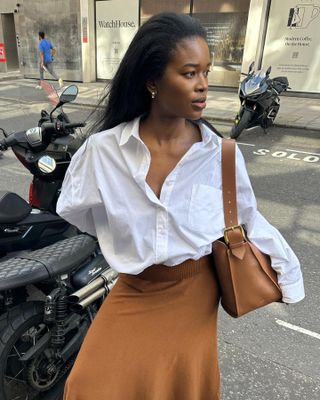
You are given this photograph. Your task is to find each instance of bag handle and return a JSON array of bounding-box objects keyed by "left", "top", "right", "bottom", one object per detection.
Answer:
[
  {"left": 221, "top": 139, "right": 247, "bottom": 247},
  {"left": 221, "top": 139, "right": 238, "bottom": 227}
]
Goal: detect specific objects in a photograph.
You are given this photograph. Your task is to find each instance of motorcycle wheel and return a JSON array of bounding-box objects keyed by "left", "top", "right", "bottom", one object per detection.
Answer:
[
  {"left": 230, "top": 110, "right": 253, "bottom": 139},
  {"left": 0, "top": 301, "right": 64, "bottom": 400}
]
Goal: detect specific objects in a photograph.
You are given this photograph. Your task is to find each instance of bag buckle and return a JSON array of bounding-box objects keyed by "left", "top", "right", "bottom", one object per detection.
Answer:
[{"left": 224, "top": 225, "right": 246, "bottom": 245}]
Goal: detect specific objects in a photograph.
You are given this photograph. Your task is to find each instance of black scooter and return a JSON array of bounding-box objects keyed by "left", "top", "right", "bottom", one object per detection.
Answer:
[
  {"left": 230, "top": 62, "right": 289, "bottom": 139},
  {"left": 0, "top": 85, "right": 84, "bottom": 257},
  {"left": 0, "top": 85, "right": 119, "bottom": 399}
]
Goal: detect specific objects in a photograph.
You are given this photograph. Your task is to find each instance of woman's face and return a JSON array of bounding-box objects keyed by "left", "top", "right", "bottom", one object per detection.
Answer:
[{"left": 151, "top": 37, "right": 211, "bottom": 120}]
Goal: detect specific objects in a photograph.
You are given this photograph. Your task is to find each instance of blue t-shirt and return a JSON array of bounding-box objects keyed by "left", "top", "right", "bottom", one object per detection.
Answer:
[{"left": 39, "top": 39, "right": 53, "bottom": 63}]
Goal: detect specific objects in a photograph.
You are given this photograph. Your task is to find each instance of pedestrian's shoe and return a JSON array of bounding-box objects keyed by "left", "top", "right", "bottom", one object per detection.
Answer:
[
  {"left": 35, "top": 85, "right": 42, "bottom": 90},
  {"left": 58, "top": 78, "right": 64, "bottom": 88}
]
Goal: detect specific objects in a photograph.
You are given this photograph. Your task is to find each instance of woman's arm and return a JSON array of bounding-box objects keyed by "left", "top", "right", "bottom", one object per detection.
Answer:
[
  {"left": 235, "top": 145, "right": 305, "bottom": 304},
  {"left": 57, "top": 137, "right": 102, "bottom": 236}
]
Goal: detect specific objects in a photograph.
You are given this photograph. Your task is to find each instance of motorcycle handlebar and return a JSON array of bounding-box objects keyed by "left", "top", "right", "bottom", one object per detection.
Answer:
[
  {"left": 64, "top": 122, "right": 86, "bottom": 129},
  {"left": 41, "top": 121, "right": 86, "bottom": 133},
  {"left": 0, "top": 121, "right": 86, "bottom": 151},
  {"left": 0, "top": 131, "right": 22, "bottom": 150}
]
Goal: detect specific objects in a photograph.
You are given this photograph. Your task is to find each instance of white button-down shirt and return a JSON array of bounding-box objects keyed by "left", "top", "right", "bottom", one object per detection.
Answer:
[{"left": 57, "top": 117, "right": 305, "bottom": 303}]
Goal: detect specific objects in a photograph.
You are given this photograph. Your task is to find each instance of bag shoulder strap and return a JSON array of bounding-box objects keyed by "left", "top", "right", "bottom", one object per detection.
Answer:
[{"left": 221, "top": 139, "right": 238, "bottom": 228}]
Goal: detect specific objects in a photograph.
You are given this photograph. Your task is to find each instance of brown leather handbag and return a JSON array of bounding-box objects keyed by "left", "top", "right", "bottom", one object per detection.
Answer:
[{"left": 212, "top": 139, "right": 282, "bottom": 318}]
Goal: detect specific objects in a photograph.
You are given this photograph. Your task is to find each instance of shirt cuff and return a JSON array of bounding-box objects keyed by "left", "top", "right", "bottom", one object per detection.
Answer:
[{"left": 280, "top": 279, "right": 305, "bottom": 304}]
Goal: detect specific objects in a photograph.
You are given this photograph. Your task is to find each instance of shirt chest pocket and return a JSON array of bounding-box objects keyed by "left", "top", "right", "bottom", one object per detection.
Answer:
[{"left": 188, "top": 184, "right": 224, "bottom": 234}]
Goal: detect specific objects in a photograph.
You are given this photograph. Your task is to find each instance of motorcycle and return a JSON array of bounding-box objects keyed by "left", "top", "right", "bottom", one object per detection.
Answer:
[
  {"left": 0, "top": 233, "right": 118, "bottom": 400},
  {"left": 230, "top": 62, "right": 290, "bottom": 139},
  {"left": 0, "top": 85, "right": 119, "bottom": 398},
  {"left": 0, "top": 85, "right": 85, "bottom": 258}
]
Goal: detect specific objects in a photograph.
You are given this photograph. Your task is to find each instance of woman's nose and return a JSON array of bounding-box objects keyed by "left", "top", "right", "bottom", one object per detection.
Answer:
[{"left": 196, "top": 74, "right": 208, "bottom": 92}]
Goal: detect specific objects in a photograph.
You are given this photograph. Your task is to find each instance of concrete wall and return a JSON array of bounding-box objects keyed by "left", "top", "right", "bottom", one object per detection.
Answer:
[
  {"left": 241, "top": 0, "right": 270, "bottom": 73},
  {"left": 80, "top": 0, "right": 96, "bottom": 82},
  {"left": 0, "top": 0, "right": 16, "bottom": 13},
  {"left": 4, "top": 0, "right": 82, "bottom": 81}
]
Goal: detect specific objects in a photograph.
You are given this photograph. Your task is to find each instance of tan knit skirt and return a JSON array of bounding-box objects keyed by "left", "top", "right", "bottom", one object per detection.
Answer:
[{"left": 64, "top": 256, "right": 220, "bottom": 400}]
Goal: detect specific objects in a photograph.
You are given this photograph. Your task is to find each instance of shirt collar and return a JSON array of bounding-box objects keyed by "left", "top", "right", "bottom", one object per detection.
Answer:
[
  {"left": 119, "top": 117, "right": 142, "bottom": 146},
  {"left": 198, "top": 121, "right": 219, "bottom": 150}
]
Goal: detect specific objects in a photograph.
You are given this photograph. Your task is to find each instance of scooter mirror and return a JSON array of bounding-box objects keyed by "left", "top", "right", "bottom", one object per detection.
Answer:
[
  {"left": 59, "top": 85, "right": 78, "bottom": 104},
  {"left": 38, "top": 155, "right": 57, "bottom": 174}
]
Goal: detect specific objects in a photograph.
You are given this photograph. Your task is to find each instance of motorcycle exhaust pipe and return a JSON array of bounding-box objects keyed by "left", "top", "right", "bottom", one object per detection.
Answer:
[
  {"left": 71, "top": 279, "right": 117, "bottom": 312},
  {"left": 68, "top": 268, "right": 118, "bottom": 304}
]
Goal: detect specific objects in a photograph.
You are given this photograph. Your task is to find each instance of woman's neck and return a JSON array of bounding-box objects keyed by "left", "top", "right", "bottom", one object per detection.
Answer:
[{"left": 140, "top": 114, "right": 200, "bottom": 146}]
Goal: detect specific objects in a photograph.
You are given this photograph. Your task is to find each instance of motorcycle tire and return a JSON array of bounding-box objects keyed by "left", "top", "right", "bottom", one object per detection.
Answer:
[
  {"left": 230, "top": 110, "right": 253, "bottom": 139},
  {"left": 0, "top": 301, "right": 63, "bottom": 400}
]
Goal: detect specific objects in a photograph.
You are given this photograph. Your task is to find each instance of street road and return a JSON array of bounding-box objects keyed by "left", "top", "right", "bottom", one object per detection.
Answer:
[
  {"left": 214, "top": 123, "right": 320, "bottom": 400},
  {"left": 0, "top": 102, "right": 319, "bottom": 399}
]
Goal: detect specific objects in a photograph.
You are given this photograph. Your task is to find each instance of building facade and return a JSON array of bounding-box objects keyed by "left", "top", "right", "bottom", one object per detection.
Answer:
[{"left": 0, "top": 0, "right": 319, "bottom": 94}]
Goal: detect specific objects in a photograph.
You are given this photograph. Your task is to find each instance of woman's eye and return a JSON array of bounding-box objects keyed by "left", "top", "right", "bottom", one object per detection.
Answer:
[{"left": 184, "top": 71, "right": 195, "bottom": 79}]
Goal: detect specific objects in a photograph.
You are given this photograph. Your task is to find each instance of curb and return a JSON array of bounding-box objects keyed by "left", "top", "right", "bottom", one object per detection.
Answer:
[
  {"left": 0, "top": 75, "right": 24, "bottom": 82},
  {"left": 0, "top": 95, "right": 319, "bottom": 133},
  {"left": 0, "top": 96, "right": 49, "bottom": 106},
  {"left": 203, "top": 116, "right": 320, "bottom": 132}
]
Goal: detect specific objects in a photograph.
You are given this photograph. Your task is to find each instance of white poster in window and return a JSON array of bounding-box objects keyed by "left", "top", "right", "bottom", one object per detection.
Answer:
[
  {"left": 96, "top": 0, "right": 139, "bottom": 79},
  {"left": 262, "top": 0, "right": 320, "bottom": 92}
]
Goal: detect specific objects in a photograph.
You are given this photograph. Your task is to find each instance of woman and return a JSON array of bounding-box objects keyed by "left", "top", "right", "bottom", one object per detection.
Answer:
[{"left": 57, "top": 12, "right": 304, "bottom": 400}]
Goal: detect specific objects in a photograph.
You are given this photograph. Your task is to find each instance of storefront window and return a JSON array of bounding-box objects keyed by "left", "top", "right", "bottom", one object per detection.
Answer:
[
  {"left": 192, "top": 0, "right": 250, "bottom": 87},
  {"left": 96, "top": 0, "right": 251, "bottom": 86},
  {"left": 140, "top": 0, "right": 191, "bottom": 24}
]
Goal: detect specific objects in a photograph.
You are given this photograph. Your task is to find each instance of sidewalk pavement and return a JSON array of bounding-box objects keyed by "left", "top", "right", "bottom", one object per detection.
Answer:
[{"left": 1, "top": 71, "right": 320, "bottom": 131}]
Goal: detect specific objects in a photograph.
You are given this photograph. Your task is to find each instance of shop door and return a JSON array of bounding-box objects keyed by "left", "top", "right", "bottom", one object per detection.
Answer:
[{"left": 1, "top": 13, "right": 19, "bottom": 71}]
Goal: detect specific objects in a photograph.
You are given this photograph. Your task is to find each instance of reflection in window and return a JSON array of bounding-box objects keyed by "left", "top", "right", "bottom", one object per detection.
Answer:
[
  {"left": 140, "top": 0, "right": 191, "bottom": 24},
  {"left": 192, "top": 0, "right": 250, "bottom": 87}
]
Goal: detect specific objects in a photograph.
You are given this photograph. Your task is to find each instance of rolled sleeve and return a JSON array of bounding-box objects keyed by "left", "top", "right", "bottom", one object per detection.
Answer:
[{"left": 235, "top": 145, "right": 305, "bottom": 304}]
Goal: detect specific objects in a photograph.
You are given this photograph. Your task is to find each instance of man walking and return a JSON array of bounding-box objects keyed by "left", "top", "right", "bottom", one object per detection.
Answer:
[{"left": 36, "top": 31, "right": 63, "bottom": 89}]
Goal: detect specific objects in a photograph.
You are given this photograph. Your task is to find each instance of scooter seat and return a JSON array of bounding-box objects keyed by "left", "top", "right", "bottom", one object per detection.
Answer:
[
  {"left": 0, "top": 234, "right": 97, "bottom": 291},
  {"left": 0, "top": 191, "right": 32, "bottom": 223}
]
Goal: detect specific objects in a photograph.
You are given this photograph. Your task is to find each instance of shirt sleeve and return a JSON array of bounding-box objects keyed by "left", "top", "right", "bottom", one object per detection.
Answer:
[
  {"left": 56, "top": 137, "right": 103, "bottom": 236},
  {"left": 235, "top": 145, "right": 305, "bottom": 304}
]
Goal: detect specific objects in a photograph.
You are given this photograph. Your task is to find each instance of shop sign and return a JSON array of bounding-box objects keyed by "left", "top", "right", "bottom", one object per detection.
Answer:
[
  {"left": 0, "top": 43, "right": 6, "bottom": 63},
  {"left": 82, "top": 17, "right": 88, "bottom": 43},
  {"left": 262, "top": 0, "right": 320, "bottom": 93},
  {"left": 96, "top": 0, "right": 139, "bottom": 79}
]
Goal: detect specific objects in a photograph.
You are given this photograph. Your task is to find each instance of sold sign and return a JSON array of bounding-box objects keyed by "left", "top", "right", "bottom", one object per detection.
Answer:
[{"left": 253, "top": 148, "right": 319, "bottom": 163}]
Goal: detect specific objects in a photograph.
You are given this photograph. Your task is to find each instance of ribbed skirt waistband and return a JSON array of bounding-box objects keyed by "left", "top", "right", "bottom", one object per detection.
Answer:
[{"left": 119, "top": 256, "right": 212, "bottom": 282}]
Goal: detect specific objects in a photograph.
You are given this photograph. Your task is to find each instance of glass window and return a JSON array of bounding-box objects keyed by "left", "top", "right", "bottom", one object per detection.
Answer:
[
  {"left": 192, "top": 0, "right": 250, "bottom": 87},
  {"left": 140, "top": 0, "right": 191, "bottom": 24}
]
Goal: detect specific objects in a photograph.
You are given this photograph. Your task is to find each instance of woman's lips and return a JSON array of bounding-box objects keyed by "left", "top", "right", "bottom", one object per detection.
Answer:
[{"left": 192, "top": 100, "right": 206, "bottom": 110}]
